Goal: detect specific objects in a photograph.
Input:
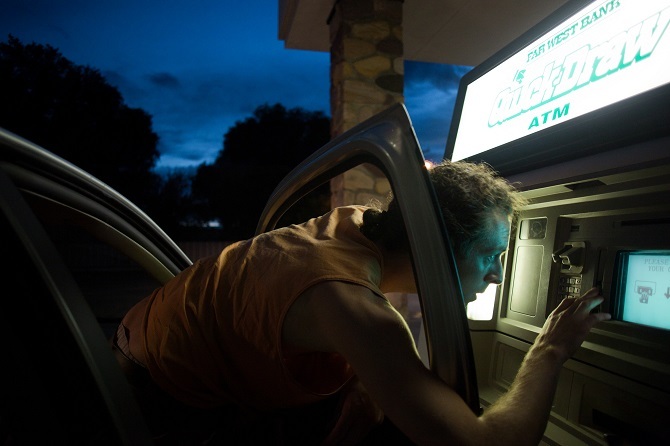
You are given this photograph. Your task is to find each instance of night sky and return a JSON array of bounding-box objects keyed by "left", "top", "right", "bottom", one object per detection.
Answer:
[{"left": 2, "top": 0, "right": 471, "bottom": 170}]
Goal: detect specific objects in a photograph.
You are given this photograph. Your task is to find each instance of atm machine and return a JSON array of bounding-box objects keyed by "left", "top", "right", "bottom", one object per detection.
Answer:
[{"left": 444, "top": 0, "right": 670, "bottom": 443}]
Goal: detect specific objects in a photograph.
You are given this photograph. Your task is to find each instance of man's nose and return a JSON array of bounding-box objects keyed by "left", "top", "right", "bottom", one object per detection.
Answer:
[{"left": 485, "top": 259, "right": 503, "bottom": 285}]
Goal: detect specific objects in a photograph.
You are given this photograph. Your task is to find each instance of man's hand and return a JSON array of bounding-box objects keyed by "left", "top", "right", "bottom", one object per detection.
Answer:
[
  {"left": 535, "top": 287, "right": 611, "bottom": 363},
  {"left": 322, "top": 376, "right": 384, "bottom": 445},
  {"left": 477, "top": 287, "right": 612, "bottom": 446}
]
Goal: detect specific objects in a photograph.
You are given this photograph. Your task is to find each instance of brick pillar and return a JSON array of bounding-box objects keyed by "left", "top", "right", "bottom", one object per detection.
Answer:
[{"left": 328, "top": 0, "right": 404, "bottom": 208}]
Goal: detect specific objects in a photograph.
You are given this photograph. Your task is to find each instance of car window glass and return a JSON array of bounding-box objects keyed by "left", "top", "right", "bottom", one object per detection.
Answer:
[
  {"left": 23, "top": 193, "right": 166, "bottom": 339},
  {"left": 0, "top": 207, "right": 127, "bottom": 444}
]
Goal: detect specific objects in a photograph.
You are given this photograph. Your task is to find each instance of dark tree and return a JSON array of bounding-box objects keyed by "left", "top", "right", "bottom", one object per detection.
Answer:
[
  {"left": 150, "top": 170, "right": 194, "bottom": 236},
  {"left": 0, "top": 35, "right": 162, "bottom": 212},
  {"left": 191, "top": 103, "right": 332, "bottom": 240}
]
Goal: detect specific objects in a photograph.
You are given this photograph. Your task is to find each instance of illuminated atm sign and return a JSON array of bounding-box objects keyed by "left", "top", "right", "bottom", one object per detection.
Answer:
[{"left": 451, "top": 0, "right": 670, "bottom": 162}]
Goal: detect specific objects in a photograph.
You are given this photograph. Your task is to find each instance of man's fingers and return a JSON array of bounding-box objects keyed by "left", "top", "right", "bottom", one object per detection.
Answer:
[
  {"left": 577, "top": 296, "right": 604, "bottom": 313},
  {"left": 592, "top": 312, "right": 612, "bottom": 323},
  {"left": 556, "top": 287, "right": 598, "bottom": 309},
  {"left": 575, "top": 290, "right": 612, "bottom": 327},
  {"left": 554, "top": 296, "right": 576, "bottom": 312},
  {"left": 561, "top": 287, "right": 602, "bottom": 314},
  {"left": 579, "top": 287, "right": 601, "bottom": 300}
]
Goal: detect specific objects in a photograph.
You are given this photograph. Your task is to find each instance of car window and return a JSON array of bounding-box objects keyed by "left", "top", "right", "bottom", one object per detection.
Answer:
[
  {"left": 255, "top": 104, "right": 480, "bottom": 412},
  {"left": 21, "top": 191, "right": 168, "bottom": 338},
  {"left": 0, "top": 211, "right": 128, "bottom": 444},
  {"left": 0, "top": 168, "right": 153, "bottom": 445},
  {"left": 274, "top": 166, "right": 426, "bottom": 351}
]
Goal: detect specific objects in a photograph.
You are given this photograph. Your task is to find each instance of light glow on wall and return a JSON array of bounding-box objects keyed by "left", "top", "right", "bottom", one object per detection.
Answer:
[{"left": 466, "top": 284, "right": 498, "bottom": 320}]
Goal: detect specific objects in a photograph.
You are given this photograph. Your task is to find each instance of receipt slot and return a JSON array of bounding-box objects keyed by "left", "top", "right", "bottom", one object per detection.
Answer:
[{"left": 552, "top": 241, "right": 585, "bottom": 272}]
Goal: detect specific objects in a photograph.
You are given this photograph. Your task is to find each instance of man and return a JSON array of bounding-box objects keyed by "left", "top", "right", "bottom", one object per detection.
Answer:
[{"left": 113, "top": 160, "right": 610, "bottom": 445}]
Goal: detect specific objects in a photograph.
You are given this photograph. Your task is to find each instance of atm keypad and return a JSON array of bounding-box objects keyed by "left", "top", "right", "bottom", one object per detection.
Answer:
[{"left": 558, "top": 274, "right": 582, "bottom": 299}]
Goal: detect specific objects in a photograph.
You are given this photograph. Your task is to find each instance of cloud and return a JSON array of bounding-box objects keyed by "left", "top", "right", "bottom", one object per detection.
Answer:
[
  {"left": 129, "top": 51, "right": 330, "bottom": 168},
  {"left": 147, "top": 72, "right": 181, "bottom": 88},
  {"left": 2, "top": 0, "right": 467, "bottom": 169},
  {"left": 140, "top": 59, "right": 457, "bottom": 168},
  {"left": 404, "top": 62, "right": 472, "bottom": 162},
  {"left": 405, "top": 61, "right": 472, "bottom": 90}
]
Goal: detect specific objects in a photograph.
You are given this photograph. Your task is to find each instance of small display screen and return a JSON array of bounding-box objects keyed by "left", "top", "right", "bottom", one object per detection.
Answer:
[{"left": 615, "top": 251, "right": 670, "bottom": 330}]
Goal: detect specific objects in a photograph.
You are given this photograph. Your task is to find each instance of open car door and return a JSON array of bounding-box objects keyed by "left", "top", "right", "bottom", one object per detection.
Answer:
[
  {"left": 255, "top": 104, "right": 482, "bottom": 419},
  {"left": 0, "top": 129, "right": 191, "bottom": 445}
]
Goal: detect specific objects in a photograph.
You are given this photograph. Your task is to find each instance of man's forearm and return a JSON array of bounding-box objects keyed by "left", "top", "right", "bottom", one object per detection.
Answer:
[
  {"left": 479, "top": 343, "right": 564, "bottom": 446},
  {"left": 476, "top": 289, "right": 608, "bottom": 446}
]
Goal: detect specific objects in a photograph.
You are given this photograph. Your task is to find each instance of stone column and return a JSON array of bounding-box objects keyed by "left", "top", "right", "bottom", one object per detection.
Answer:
[{"left": 328, "top": 0, "right": 404, "bottom": 208}]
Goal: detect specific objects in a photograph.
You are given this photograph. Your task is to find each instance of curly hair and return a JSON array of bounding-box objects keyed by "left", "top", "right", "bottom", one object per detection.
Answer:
[{"left": 360, "top": 160, "right": 527, "bottom": 257}]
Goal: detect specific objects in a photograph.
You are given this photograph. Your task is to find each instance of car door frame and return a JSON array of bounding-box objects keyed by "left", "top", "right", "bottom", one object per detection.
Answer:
[{"left": 255, "top": 103, "right": 481, "bottom": 414}]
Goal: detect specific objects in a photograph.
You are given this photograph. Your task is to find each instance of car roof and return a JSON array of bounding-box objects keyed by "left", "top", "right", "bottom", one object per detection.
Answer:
[{"left": 0, "top": 127, "right": 191, "bottom": 275}]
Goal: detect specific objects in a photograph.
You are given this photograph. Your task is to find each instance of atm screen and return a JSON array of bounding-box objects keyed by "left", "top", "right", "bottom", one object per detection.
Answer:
[{"left": 615, "top": 251, "right": 670, "bottom": 331}]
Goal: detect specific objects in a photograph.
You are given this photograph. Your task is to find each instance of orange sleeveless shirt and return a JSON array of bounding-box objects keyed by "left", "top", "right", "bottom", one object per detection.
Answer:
[{"left": 127, "top": 206, "right": 385, "bottom": 409}]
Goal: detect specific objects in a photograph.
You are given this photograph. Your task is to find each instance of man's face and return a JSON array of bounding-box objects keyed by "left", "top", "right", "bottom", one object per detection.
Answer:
[{"left": 456, "top": 212, "right": 511, "bottom": 304}]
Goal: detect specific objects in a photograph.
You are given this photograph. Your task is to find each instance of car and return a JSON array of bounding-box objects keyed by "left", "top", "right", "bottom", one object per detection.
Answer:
[
  {"left": 5, "top": 95, "right": 670, "bottom": 444},
  {"left": 0, "top": 126, "right": 193, "bottom": 444},
  {"left": 0, "top": 104, "right": 474, "bottom": 444}
]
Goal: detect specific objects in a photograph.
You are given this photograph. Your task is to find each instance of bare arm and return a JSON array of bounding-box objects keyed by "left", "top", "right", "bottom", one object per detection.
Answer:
[
  {"left": 283, "top": 283, "right": 610, "bottom": 446},
  {"left": 480, "top": 287, "right": 610, "bottom": 443}
]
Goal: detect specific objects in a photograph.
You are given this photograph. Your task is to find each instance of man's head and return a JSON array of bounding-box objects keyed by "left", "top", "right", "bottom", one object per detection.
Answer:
[
  {"left": 427, "top": 161, "right": 526, "bottom": 302},
  {"left": 455, "top": 210, "right": 512, "bottom": 302},
  {"left": 427, "top": 161, "right": 526, "bottom": 259},
  {"left": 360, "top": 160, "right": 526, "bottom": 300}
]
